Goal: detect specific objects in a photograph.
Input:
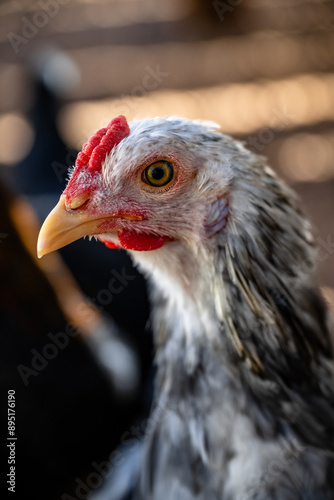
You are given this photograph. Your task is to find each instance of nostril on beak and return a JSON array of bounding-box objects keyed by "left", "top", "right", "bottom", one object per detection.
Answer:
[{"left": 67, "top": 193, "right": 90, "bottom": 211}]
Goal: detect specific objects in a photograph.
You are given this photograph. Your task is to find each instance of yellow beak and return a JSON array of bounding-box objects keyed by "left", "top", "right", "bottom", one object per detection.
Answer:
[{"left": 37, "top": 196, "right": 107, "bottom": 258}]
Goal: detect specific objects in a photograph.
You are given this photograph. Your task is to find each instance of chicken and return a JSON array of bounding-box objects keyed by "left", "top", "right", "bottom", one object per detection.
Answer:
[{"left": 38, "top": 115, "right": 334, "bottom": 499}]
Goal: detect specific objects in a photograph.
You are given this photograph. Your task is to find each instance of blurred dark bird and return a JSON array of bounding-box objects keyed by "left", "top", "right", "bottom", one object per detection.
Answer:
[
  {"left": 9, "top": 48, "right": 152, "bottom": 397},
  {"left": 0, "top": 179, "right": 128, "bottom": 500},
  {"left": 38, "top": 115, "right": 334, "bottom": 499},
  {"left": 11, "top": 48, "right": 79, "bottom": 199}
]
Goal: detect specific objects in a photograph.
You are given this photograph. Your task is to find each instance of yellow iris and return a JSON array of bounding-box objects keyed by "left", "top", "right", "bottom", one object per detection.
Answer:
[{"left": 143, "top": 161, "right": 173, "bottom": 187}]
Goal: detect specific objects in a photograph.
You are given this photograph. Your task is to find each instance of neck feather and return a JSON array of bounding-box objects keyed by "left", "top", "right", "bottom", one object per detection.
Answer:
[{"left": 133, "top": 236, "right": 334, "bottom": 446}]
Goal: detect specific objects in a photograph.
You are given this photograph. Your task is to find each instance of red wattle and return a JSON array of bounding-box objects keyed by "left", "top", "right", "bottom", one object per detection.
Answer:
[
  {"left": 99, "top": 239, "right": 122, "bottom": 249},
  {"left": 118, "top": 231, "right": 166, "bottom": 251}
]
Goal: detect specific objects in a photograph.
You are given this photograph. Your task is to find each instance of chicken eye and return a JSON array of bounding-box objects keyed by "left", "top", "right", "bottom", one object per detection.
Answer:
[{"left": 142, "top": 161, "right": 173, "bottom": 187}]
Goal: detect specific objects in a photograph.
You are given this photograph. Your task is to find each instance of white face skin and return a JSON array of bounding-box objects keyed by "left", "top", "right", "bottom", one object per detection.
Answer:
[
  {"left": 39, "top": 115, "right": 311, "bottom": 283},
  {"left": 77, "top": 117, "right": 238, "bottom": 251},
  {"left": 38, "top": 116, "right": 245, "bottom": 263},
  {"left": 39, "top": 115, "right": 286, "bottom": 288}
]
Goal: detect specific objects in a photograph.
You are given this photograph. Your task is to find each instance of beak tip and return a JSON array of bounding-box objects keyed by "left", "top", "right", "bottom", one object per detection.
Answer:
[
  {"left": 37, "top": 236, "right": 46, "bottom": 259},
  {"left": 36, "top": 195, "right": 104, "bottom": 257},
  {"left": 36, "top": 196, "right": 67, "bottom": 258}
]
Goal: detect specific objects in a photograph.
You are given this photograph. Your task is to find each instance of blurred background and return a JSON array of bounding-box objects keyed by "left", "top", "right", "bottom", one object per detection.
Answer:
[{"left": 0, "top": 0, "right": 334, "bottom": 499}]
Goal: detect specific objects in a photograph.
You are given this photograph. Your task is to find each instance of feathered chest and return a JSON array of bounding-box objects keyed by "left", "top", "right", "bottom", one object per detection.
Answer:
[
  {"left": 137, "top": 342, "right": 324, "bottom": 500},
  {"left": 133, "top": 250, "right": 334, "bottom": 499}
]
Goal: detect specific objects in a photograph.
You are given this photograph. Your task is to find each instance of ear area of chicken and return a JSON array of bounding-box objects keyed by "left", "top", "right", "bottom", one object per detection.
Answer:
[{"left": 204, "top": 197, "right": 229, "bottom": 237}]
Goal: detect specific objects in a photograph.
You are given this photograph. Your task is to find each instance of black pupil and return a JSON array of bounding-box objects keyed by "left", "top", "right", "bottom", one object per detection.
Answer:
[{"left": 151, "top": 167, "right": 165, "bottom": 180}]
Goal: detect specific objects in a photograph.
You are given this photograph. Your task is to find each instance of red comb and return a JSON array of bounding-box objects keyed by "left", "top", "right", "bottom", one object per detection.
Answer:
[
  {"left": 76, "top": 115, "right": 130, "bottom": 172},
  {"left": 63, "top": 116, "right": 130, "bottom": 199}
]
